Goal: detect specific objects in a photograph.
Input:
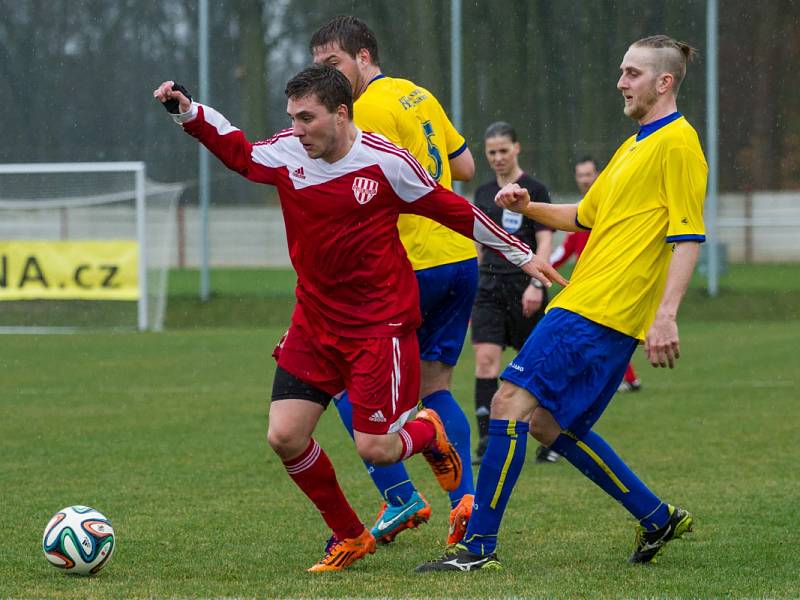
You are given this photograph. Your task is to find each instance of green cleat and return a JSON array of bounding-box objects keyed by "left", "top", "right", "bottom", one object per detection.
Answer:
[
  {"left": 629, "top": 505, "right": 693, "bottom": 564},
  {"left": 415, "top": 544, "right": 502, "bottom": 572}
]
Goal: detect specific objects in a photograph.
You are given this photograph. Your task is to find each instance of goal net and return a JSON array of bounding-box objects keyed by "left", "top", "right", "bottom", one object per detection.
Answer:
[{"left": 0, "top": 162, "right": 182, "bottom": 332}]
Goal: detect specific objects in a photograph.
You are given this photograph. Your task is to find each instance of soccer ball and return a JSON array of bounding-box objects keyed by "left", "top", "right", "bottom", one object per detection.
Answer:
[{"left": 42, "top": 505, "right": 115, "bottom": 575}]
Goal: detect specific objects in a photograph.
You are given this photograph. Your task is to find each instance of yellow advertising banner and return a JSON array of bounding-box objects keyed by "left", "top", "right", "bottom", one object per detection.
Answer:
[{"left": 0, "top": 241, "right": 139, "bottom": 301}]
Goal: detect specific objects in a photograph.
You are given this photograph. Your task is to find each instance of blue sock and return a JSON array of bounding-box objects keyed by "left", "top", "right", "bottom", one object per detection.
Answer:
[
  {"left": 549, "top": 430, "right": 670, "bottom": 530},
  {"left": 422, "top": 390, "right": 475, "bottom": 508},
  {"left": 333, "top": 391, "right": 415, "bottom": 506},
  {"left": 463, "top": 419, "right": 528, "bottom": 555}
]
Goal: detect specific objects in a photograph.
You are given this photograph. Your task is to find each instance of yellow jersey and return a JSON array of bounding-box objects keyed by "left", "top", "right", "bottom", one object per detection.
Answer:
[
  {"left": 354, "top": 75, "right": 477, "bottom": 270},
  {"left": 548, "top": 114, "right": 707, "bottom": 340}
]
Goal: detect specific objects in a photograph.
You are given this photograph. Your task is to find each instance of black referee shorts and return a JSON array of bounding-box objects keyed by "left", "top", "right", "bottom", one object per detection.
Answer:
[{"left": 470, "top": 272, "right": 547, "bottom": 351}]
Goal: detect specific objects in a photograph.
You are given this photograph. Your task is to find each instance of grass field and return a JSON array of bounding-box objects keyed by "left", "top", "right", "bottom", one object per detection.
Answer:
[{"left": 1, "top": 264, "right": 799, "bottom": 599}]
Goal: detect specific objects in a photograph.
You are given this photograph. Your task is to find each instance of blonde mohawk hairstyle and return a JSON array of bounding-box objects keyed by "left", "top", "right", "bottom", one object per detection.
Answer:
[{"left": 632, "top": 35, "right": 698, "bottom": 95}]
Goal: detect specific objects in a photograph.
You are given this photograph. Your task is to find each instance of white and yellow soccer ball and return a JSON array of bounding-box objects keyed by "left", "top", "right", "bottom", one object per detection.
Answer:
[{"left": 42, "top": 505, "right": 115, "bottom": 575}]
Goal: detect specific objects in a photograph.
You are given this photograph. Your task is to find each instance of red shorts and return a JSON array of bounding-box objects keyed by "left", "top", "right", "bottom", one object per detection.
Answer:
[{"left": 273, "top": 320, "right": 421, "bottom": 435}]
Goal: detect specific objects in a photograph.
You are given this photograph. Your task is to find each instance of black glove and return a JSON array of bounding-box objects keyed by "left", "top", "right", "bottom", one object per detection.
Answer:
[{"left": 162, "top": 83, "right": 192, "bottom": 114}]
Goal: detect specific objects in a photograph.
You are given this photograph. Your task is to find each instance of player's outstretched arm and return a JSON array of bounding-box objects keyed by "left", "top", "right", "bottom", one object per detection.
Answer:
[
  {"left": 405, "top": 186, "right": 568, "bottom": 289},
  {"left": 521, "top": 283, "right": 544, "bottom": 317},
  {"left": 153, "top": 81, "right": 192, "bottom": 114},
  {"left": 153, "top": 80, "right": 272, "bottom": 183},
  {"left": 519, "top": 256, "right": 568, "bottom": 289},
  {"left": 644, "top": 241, "right": 700, "bottom": 368},
  {"left": 495, "top": 183, "right": 580, "bottom": 232}
]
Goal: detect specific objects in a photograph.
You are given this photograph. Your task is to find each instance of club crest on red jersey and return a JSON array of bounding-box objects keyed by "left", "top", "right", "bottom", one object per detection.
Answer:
[{"left": 352, "top": 177, "right": 379, "bottom": 205}]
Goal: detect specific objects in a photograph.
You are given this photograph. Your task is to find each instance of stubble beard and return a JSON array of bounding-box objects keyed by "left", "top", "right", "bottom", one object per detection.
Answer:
[{"left": 624, "top": 85, "right": 659, "bottom": 122}]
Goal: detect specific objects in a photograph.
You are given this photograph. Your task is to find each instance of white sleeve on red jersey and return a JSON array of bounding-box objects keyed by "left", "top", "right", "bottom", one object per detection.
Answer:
[
  {"left": 360, "top": 132, "right": 438, "bottom": 198},
  {"left": 409, "top": 186, "right": 534, "bottom": 267},
  {"left": 176, "top": 102, "right": 285, "bottom": 185},
  {"left": 362, "top": 133, "right": 533, "bottom": 267},
  {"left": 550, "top": 243, "right": 567, "bottom": 268},
  {"left": 361, "top": 133, "right": 533, "bottom": 268}
]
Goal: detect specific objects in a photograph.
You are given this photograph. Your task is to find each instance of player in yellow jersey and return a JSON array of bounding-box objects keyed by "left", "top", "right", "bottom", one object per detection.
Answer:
[
  {"left": 311, "top": 15, "right": 478, "bottom": 546},
  {"left": 420, "top": 35, "right": 706, "bottom": 572}
]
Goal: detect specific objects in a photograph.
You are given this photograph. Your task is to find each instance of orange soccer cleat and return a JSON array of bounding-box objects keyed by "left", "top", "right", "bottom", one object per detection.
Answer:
[
  {"left": 415, "top": 408, "right": 463, "bottom": 493},
  {"left": 447, "top": 493, "right": 474, "bottom": 545},
  {"left": 307, "top": 529, "right": 376, "bottom": 573}
]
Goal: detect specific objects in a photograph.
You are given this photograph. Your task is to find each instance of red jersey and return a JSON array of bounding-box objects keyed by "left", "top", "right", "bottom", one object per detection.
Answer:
[
  {"left": 178, "top": 103, "right": 532, "bottom": 338},
  {"left": 550, "top": 230, "right": 590, "bottom": 269}
]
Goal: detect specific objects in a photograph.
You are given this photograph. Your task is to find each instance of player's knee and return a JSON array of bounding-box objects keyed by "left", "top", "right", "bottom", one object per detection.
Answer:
[
  {"left": 528, "top": 419, "right": 552, "bottom": 444},
  {"left": 489, "top": 382, "right": 535, "bottom": 421},
  {"left": 358, "top": 447, "right": 395, "bottom": 465},
  {"left": 267, "top": 423, "right": 307, "bottom": 461},
  {"left": 474, "top": 353, "right": 500, "bottom": 378},
  {"left": 419, "top": 379, "right": 445, "bottom": 401},
  {"left": 529, "top": 408, "right": 561, "bottom": 446},
  {"left": 420, "top": 361, "right": 452, "bottom": 398},
  {"left": 355, "top": 438, "right": 396, "bottom": 466}
]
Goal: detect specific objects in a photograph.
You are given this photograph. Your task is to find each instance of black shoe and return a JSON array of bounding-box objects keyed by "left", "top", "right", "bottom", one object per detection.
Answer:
[
  {"left": 534, "top": 444, "right": 559, "bottom": 464},
  {"left": 415, "top": 544, "right": 502, "bottom": 572},
  {"left": 629, "top": 505, "right": 693, "bottom": 563},
  {"left": 472, "top": 436, "right": 488, "bottom": 466}
]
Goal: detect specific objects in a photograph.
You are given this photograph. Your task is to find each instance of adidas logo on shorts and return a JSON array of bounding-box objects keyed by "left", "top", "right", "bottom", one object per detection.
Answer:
[{"left": 369, "top": 410, "right": 387, "bottom": 423}]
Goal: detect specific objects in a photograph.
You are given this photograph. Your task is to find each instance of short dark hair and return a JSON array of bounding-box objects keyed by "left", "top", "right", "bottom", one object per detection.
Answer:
[
  {"left": 574, "top": 155, "right": 599, "bottom": 170},
  {"left": 310, "top": 15, "right": 380, "bottom": 66},
  {"left": 484, "top": 121, "right": 517, "bottom": 142},
  {"left": 284, "top": 64, "right": 353, "bottom": 119}
]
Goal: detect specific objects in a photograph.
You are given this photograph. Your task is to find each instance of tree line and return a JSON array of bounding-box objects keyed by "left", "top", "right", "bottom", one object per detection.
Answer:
[{"left": 1, "top": 0, "right": 796, "bottom": 202}]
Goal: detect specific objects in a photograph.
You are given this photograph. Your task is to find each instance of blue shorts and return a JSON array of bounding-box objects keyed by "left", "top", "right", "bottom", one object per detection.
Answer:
[
  {"left": 501, "top": 308, "right": 637, "bottom": 437},
  {"left": 415, "top": 258, "right": 478, "bottom": 366}
]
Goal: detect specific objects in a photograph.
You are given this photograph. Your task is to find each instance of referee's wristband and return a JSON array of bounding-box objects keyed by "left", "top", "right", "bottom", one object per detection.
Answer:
[{"left": 530, "top": 278, "right": 544, "bottom": 289}]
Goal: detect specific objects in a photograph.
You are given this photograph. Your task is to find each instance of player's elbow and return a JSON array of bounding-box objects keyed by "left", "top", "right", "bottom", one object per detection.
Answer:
[
  {"left": 450, "top": 149, "right": 476, "bottom": 182},
  {"left": 454, "top": 161, "right": 476, "bottom": 182}
]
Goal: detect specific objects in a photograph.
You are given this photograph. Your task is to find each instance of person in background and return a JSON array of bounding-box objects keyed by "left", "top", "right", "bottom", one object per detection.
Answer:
[{"left": 470, "top": 121, "right": 555, "bottom": 466}]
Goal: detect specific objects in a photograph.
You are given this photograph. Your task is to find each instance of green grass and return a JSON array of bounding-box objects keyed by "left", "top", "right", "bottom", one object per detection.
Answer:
[
  {"left": 167, "top": 268, "right": 296, "bottom": 328},
  {"left": 1, "top": 263, "right": 799, "bottom": 598},
  {"left": 164, "top": 264, "right": 800, "bottom": 328},
  {"left": 0, "top": 300, "right": 137, "bottom": 329}
]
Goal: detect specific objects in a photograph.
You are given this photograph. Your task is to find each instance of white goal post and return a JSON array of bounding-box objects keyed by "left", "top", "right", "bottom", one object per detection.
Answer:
[{"left": 0, "top": 162, "right": 182, "bottom": 332}]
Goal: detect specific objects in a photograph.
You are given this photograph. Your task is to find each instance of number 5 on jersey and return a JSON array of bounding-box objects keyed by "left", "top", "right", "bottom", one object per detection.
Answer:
[{"left": 421, "top": 120, "right": 443, "bottom": 182}]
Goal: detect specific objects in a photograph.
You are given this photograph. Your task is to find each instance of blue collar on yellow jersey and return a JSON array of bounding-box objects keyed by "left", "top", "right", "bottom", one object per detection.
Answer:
[
  {"left": 367, "top": 73, "right": 387, "bottom": 87},
  {"left": 636, "top": 111, "right": 682, "bottom": 141}
]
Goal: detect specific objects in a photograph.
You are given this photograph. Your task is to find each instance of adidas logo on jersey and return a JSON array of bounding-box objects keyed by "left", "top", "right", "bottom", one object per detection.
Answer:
[
  {"left": 369, "top": 410, "right": 387, "bottom": 423},
  {"left": 292, "top": 166, "right": 305, "bottom": 179}
]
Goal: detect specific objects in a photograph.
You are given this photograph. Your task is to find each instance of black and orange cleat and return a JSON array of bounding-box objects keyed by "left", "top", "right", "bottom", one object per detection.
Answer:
[{"left": 416, "top": 408, "right": 463, "bottom": 492}]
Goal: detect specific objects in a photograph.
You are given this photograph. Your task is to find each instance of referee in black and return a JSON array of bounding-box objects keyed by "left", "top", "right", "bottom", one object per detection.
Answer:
[{"left": 470, "top": 122, "right": 556, "bottom": 465}]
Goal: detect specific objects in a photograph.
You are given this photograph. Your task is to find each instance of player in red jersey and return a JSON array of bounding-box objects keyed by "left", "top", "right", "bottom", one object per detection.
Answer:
[
  {"left": 551, "top": 157, "right": 641, "bottom": 392},
  {"left": 550, "top": 230, "right": 590, "bottom": 269},
  {"left": 154, "top": 65, "right": 565, "bottom": 572}
]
